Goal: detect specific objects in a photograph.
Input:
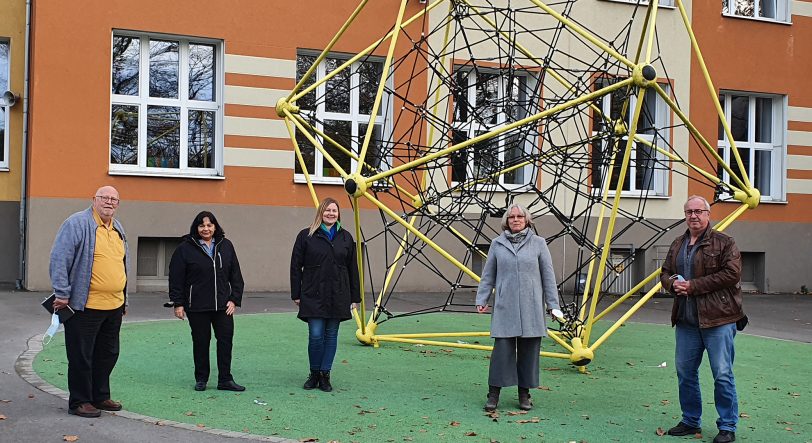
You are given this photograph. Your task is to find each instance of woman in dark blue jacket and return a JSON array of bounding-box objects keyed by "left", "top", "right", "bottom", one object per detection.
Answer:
[
  {"left": 169, "top": 211, "right": 245, "bottom": 392},
  {"left": 290, "top": 197, "right": 361, "bottom": 392}
]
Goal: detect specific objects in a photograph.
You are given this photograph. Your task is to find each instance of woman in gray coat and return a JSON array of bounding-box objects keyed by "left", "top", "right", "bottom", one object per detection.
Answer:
[{"left": 476, "top": 203, "right": 561, "bottom": 412}]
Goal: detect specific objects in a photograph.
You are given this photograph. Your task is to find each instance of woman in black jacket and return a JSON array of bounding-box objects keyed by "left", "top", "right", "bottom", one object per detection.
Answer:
[
  {"left": 290, "top": 197, "right": 361, "bottom": 392},
  {"left": 169, "top": 211, "right": 245, "bottom": 392}
]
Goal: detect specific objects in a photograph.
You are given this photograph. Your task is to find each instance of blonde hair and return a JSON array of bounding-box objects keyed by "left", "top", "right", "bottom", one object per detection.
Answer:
[
  {"left": 308, "top": 197, "right": 341, "bottom": 236},
  {"left": 500, "top": 203, "right": 534, "bottom": 231}
]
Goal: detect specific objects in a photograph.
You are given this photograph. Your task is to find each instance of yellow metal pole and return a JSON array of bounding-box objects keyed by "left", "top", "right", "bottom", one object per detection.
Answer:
[
  {"left": 365, "top": 78, "right": 635, "bottom": 184},
  {"left": 362, "top": 191, "right": 481, "bottom": 281},
  {"left": 356, "top": 0, "right": 409, "bottom": 175},
  {"left": 290, "top": 0, "right": 446, "bottom": 103},
  {"left": 353, "top": 197, "right": 367, "bottom": 335},
  {"left": 582, "top": 87, "right": 648, "bottom": 345},
  {"left": 674, "top": 0, "right": 752, "bottom": 191},
  {"left": 589, "top": 203, "right": 751, "bottom": 351},
  {"left": 287, "top": 0, "right": 371, "bottom": 101},
  {"left": 593, "top": 268, "right": 661, "bottom": 322},
  {"left": 652, "top": 83, "right": 747, "bottom": 193},
  {"left": 527, "top": 0, "right": 635, "bottom": 68},
  {"left": 643, "top": 0, "right": 659, "bottom": 64},
  {"left": 284, "top": 109, "right": 349, "bottom": 178},
  {"left": 284, "top": 118, "right": 319, "bottom": 207}
]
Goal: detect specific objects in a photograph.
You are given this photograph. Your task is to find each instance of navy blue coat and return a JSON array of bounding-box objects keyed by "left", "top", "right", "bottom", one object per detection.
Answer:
[{"left": 290, "top": 227, "right": 361, "bottom": 322}]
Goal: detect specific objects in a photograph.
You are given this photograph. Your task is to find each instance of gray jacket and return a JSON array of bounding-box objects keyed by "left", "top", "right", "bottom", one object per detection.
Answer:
[
  {"left": 476, "top": 231, "right": 560, "bottom": 338},
  {"left": 49, "top": 207, "right": 129, "bottom": 311}
]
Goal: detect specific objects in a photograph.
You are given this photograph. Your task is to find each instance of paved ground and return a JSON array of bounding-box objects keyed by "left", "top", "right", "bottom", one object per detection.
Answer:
[{"left": 1, "top": 289, "right": 810, "bottom": 442}]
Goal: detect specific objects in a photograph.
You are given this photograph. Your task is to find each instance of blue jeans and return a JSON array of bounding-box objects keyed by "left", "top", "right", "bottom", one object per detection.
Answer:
[
  {"left": 675, "top": 322, "right": 738, "bottom": 432},
  {"left": 307, "top": 318, "right": 340, "bottom": 371}
]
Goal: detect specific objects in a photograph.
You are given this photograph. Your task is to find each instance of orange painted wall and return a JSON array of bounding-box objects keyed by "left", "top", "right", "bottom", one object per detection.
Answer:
[
  {"left": 27, "top": 0, "right": 428, "bottom": 208},
  {"left": 689, "top": 5, "right": 812, "bottom": 222}
]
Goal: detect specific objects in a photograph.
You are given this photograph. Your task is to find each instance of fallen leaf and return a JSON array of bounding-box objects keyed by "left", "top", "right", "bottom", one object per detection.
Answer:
[
  {"left": 299, "top": 439, "right": 318, "bottom": 442},
  {"left": 450, "top": 421, "right": 461, "bottom": 426},
  {"left": 464, "top": 431, "right": 477, "bottom": 436},
  {"left": 196, "top": 424, "right": 206, "bottom": 428},
  {"left": 485, "top": 411, "right": 499, "bottom": 419},
  {"left": 660, "top": 399, "right": 670, "bottom": 406},
  {"left": 516, "top": 418, "right": 540, "bottom": 424},
  {"left": 0, "top": 414, "right": 6, "bottom": 420},
  {"left": 739, "top": 412, "right": 750, "bottom": 418},
  {"left": 341, "top": 360, "right": 348, "bottom": 364},
  {"left": 63, "top": 436, "right": 79, "bottom": 442},
  {"left": 507, "top": 411, "right": 528, "bottom": 416},
  {"left": 0, "top": 400, "right": 11, "bottom": 403},
  {"left": 184, "top": 411, "right": 195, "bottom": 416},
  {"left": 626, "top": 361, "right": 635, "bottom": 366},
  {"left": 27, "top": 394, "right": 34, "bottom": 399},
  {"left": 537, "top": 386, "right": 551, "bottom": 391},
  {"left": 655, "top": 427, "right": 665, "bottom": 436}
]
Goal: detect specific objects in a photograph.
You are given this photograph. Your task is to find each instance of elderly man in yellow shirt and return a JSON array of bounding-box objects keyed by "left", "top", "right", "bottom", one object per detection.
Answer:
[{"left": 50, "top": 185, "right": 129, "bottom": 418}]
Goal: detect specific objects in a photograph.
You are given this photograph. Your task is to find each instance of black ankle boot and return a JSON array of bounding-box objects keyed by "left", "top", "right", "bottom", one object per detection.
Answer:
[
  {"left": 303, "top": 370, "right": 320, "bottom": 390},
  {"left": 518, "top": 387, "right": 533, "bottom": 410},
  {"left": 484, "top": 385, "right": 500, "bottom": 411},
  {"left": 319, "top": 371, "right": 333, "bottom": 392}
]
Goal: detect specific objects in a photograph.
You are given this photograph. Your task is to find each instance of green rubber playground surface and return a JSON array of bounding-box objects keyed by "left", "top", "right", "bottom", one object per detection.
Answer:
[{"left": 34, "top": 313, "right": 811, "bottom": 442}]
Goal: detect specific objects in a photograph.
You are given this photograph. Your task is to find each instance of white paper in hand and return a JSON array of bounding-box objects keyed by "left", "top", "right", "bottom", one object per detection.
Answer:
[{"left": 550, "top": 309, "right": 565, "bottom": 322}]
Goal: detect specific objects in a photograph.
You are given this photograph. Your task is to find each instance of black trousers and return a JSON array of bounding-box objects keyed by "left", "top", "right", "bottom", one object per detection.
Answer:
[
  {"left": 488, "top": 337, "right": 541, "bottom": 388},
  {"left": 186, "top": 310, "right": 234, "bottom": 384},
  {"left": 63, "top": 306, "right": 123, "bottom": 410}
]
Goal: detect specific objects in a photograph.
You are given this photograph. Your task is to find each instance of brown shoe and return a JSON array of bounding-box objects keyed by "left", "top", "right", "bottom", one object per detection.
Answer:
[
  {"left": 68, "top": 403, "right": 101, "bottom": 418},
  {"left": 93, "top": 399, "right": 122, "bottom": 411}
]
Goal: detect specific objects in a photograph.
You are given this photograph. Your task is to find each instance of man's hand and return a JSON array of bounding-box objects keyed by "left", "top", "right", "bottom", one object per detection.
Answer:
[
  {"left": 673, "top": 280, "right": 692, "bottom": 296},
  {"left": 225, "top": 301, "right": 236, "bottom": 316},
  {"left": 293, "top": 299, "right": 300, "bottom": 306},
  {"left": 53, "top": 297, "right": 69, "bottom": 310},
  {"left": 476, "top": 304, "right": 489, "bottom": 314},
  {"left": 174, "top": 306, "right": 185, "bottom": 320}
]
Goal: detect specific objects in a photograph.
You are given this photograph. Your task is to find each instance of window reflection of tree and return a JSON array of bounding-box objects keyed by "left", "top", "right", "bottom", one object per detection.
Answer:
[
  {"left": 149, "top": 40, "right": 179, "bottom": 99},
  {"left": 112, "top": 37, "right": 139, "bottom": 95},
  {"left": 110, "top": 106, "right": 138, "bottom": 165},
  {"left": 189, "top": 44, "right": 214, "bottom": 101},
  {"left": 147, "top": 107, "right": 180, "bottom": 168},
  {"left": 188, "top": 110, "right": 214, "bottom": 168}
]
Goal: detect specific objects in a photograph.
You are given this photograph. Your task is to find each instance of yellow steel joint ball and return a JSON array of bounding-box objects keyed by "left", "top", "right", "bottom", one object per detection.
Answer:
[
  {"left": 355, "top": 322, "right": 378, "bottom": 346},
  {"left": 569, "top": 337, "right": 594, "bottom": 366},
  {"left": 632, "top": 64, "right": 657, "bottom": 88},
  {"left": 275, "top": 97, "right": 300, "bottom": 118},
  {"left": 344, "top": 174, "right": 368, "bottom": 198},
  {"left": 734, "top": 188, "right": 761, "bottom": 209},
  {"left": 613, "top": 120, "right": 628, "bottom": 137}
]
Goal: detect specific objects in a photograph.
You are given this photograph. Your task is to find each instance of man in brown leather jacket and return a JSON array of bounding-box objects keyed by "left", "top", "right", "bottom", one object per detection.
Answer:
[{"left": 660, "top": 195, "right": 745, "bottom": 443}]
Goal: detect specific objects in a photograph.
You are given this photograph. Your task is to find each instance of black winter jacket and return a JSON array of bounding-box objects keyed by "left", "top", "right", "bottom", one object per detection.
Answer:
[
  {"left": 290, "top": 227, "right": 361, "bottom": 322},
  {"left": 169, "top": 235, "right": 244, "bottom": 312}
]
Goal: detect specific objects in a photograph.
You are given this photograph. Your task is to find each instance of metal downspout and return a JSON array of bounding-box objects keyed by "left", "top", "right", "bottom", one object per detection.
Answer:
[{"left": 16, "top": 0, "right": 32, "bottom": 289}]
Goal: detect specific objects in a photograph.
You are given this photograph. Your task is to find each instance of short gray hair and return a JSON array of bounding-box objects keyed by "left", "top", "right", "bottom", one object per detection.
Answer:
[
  {"left": 500, "top": 203, "right": 534, "bottom": 231},
  {"left": 684, "top": 195, "right": 711, "bottom": 211}
]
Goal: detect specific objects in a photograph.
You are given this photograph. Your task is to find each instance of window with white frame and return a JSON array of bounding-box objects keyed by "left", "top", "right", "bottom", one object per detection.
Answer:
[
  {"left": 717, "top": 92, "right": 785, "bottom": 201},
  {"left": 450, "top": 67, "right": 538, "bottom": 187},
  {"left": 0, "top": 40, "right": 9, "bottom": 169},
  {"left": 591, "top": 78, "right": 671, "bottom": 195},
  {"left": 294, "top": 52, "right": 392, "bottom": 183},
  {"left": 109, "top": 33, "right": 222, "bottom": 176},
  {"left": 723, "top": 0, "right": 789, "bottom": 22}
]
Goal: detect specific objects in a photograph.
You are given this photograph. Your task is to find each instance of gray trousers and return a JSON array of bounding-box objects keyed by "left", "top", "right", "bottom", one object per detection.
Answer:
[{"left": 488, "top": 337, "right": 541, "bottom": 388}]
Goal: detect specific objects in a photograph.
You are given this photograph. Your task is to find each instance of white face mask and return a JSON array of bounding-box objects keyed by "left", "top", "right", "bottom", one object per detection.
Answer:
[{"left": 43, "top": 313, "right": 60, "bottom": 345}]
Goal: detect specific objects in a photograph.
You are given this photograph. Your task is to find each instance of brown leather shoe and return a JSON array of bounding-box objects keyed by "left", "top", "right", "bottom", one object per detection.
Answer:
[
  {"left": 93, "top": 399, "right": 122, "bottom": 411},
  {"left": 68, "top": 403, "right": 101, "bottom": 418}
]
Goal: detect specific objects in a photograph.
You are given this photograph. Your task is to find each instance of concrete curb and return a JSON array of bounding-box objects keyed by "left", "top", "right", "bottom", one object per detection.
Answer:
[{"left": 16, "top": 333, "right": 295, "bottom": 442}]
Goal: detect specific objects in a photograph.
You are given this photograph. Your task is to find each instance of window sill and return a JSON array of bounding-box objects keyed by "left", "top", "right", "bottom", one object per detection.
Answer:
[
  {"left": 721, "top": 13, "right": 791, "bottom": 26},
  {"left": 0, "top": 167, "right": 8, "bottom": 172},
  {"left": 294, "top": 176, "right": 343, "bottom": 185},
  {"left": 109, "top": 170, "right": 225, "bottom": 180}
]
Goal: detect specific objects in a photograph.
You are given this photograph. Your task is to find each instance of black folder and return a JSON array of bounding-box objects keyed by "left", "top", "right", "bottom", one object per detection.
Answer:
[{"left": 41, "top": 293, "right": 75, "bottom": 323}]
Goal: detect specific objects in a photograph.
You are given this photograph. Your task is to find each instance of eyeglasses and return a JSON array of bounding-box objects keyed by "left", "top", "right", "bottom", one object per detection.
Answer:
[
  {"left": 95, "top": 195, "right": 120, "bottom": 204},
  {"left": 507, "top": 215, "right": 526, "bottom": 220},
  {"left": 684, "top": 209, "right": 708, "bottom": 216}
]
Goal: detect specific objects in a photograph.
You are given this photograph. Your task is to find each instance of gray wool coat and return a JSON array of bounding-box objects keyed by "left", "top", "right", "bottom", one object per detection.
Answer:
[{"left": 475, "top": 231, "right": 561, "bottom": 338}]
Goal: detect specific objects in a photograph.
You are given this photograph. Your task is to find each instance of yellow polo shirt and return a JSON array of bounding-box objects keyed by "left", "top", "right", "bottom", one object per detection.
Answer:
[{"left": 85, "top": 209, "right": 126, "bottom": 310}]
